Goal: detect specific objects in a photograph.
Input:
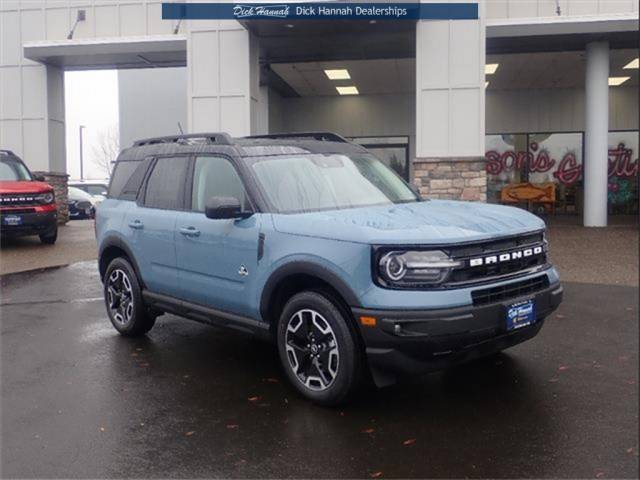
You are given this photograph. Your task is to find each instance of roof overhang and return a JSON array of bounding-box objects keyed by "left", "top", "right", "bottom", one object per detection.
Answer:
[
  {"left": 486, "top": 13, "right": 640, "bottom": 53},
  {"left": 23, "top": 35, "right": 187, "bottom": 70}
]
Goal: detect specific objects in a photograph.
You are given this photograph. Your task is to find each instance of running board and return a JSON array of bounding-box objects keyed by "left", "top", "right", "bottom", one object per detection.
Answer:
[{"left": 142, "top": 290, "right": 271, "bottom": 340}]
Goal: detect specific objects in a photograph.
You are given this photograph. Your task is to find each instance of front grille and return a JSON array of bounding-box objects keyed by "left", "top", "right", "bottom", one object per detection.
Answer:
[
  {"left": 0, "top": 208, "right": 36, "bottom": 214},
  {"left": 471, "top": 275, "right": 550, "bottom": 306},
  {"left": 0, "top": 193, "right": 42, "bottom": 207},
  {"left": 447, "top": 232, "right": 547, "bottom": 286}
]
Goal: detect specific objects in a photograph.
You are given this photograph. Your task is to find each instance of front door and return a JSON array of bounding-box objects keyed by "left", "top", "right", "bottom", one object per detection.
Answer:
[
  {"left": 122, "top": 155, "right": 189, "bottom": 296},
  {"left": 176, "top": 155, "right": 260, "bottom": 318}
]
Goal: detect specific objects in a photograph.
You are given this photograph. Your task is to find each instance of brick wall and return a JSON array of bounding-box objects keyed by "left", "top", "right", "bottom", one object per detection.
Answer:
[
  {"left": 33, "top": 171, "right": 69, "bottom": 225},
  {"left": 413, "top": 158, "right": 487, "bottom": 202}
]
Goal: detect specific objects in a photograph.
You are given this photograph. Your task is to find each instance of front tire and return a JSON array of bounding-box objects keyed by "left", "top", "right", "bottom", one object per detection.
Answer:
[
  {"left": 39, "top": 226, "right": 57, "bottom": 244},
  {"left": 277, "top": 291, "right": 363, "bottom": 406},
  {"left": 104, "top": 257, "right": 155, "bottom": 336}
]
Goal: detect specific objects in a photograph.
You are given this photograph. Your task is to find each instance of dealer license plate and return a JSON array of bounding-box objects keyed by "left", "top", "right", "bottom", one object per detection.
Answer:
[
  {"left": 506, "top": 299, "right": 536, "bottom": 331},
  {"left": 2, "top": 215, "right": 22, "bottom": 226}
]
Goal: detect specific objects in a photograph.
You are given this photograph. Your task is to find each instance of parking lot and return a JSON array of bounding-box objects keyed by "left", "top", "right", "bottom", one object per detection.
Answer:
[{"left": 1, "top": 224, "right": 638, "bottom": 478}]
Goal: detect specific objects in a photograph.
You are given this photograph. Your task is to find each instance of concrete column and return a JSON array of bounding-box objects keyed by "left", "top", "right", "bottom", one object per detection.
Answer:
[
  {"left": 414, "top": 0, "right": 487, "bottom": 201},
  {"left": 186, "top": 20, "right": 261, "bottom": 136},
  {"left": 584, "top": 41, "right": 609, "bottom": 227}
]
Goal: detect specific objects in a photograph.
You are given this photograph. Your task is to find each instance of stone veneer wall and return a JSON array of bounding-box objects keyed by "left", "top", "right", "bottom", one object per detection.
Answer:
[
  {"left": 33, "top": 171, "right": 69, "bottom": 225},
  {"left": 413, "top": 158, "right": 487, "bottom": 201}
]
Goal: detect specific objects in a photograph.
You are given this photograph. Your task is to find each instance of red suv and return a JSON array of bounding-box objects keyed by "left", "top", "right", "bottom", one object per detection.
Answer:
[{"left": 0, "top": 150, "right": 58, "bottom": 244}]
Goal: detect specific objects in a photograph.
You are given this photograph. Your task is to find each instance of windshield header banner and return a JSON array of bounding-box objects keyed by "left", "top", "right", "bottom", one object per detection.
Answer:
[{"left": 162, "top": 3, "right": 479, "bottom": 20}]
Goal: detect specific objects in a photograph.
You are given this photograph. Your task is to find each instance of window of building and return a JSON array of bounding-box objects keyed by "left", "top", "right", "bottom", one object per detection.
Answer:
[
  {"left": 144, "top": 157, "right": 188, "bottom": 210},
  {"left": 607, "top": 131, "right": 639, "bottom": 215},
  {"left": 191, "top": 156, "right": 247, "bottom": 212},
  {"left": 350, "top": 136, "right": 410, "bottom": 180},
  {"left": 485, "top": 131, "right": 639, "bottom": 216}
]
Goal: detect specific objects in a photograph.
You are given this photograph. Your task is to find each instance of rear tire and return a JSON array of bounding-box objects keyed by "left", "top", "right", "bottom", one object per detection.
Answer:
[
  {"left": 104, "top": 257, "right": 155, "bottom": 336},
  {"left": 39, "top": 226, "right": 57, "bottom": 244},
  {"left": 277, "top": 290, "right": 363, "bottom": 406}
]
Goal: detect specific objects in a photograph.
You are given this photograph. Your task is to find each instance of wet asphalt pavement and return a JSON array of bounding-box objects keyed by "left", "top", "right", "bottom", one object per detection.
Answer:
[{"left": 1, "top": 262, "right": 638, "bottom": 478}]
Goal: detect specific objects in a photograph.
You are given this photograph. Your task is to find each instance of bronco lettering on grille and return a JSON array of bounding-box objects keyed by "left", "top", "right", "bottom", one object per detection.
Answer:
[{"left": 468, "top": 245, "right": 544, "bottom": 267}]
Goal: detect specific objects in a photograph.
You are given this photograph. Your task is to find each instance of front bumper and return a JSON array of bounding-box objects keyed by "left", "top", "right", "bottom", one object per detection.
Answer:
[
  {"left": 0, "top": 210, "right": 57, "bottom": 237},
  {"left": 353, "top": 280, "right": 563, "bottom": 386}
]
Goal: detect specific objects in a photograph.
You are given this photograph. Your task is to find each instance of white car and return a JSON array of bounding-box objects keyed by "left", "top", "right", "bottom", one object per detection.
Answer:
[{"left": 68, "top": 180, "right": 109, "bottom": 203}]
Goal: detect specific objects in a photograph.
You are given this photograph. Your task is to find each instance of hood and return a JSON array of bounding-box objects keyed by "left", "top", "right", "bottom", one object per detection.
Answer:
[
  {"left": 272, "top": 200, "right": 545, "bottom": 245},
  {"left": 0, "top": 180, "right": 53, "bottom": 194}
]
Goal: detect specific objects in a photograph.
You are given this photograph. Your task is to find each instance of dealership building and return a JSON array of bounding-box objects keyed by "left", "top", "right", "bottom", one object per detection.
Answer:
[{"left": 1, "top": 0, "right": 638, "bottom": 226}]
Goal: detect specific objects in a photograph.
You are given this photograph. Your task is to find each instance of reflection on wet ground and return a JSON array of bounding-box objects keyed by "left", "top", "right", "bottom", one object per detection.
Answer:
[{"left": 1, "top": 262, "right": 638, "bottom": 478}]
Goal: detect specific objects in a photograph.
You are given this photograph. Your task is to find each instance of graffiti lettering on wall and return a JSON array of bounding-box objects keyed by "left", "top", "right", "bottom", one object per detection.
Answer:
[{"left": 485, "top": 142, "right": 638, "bottom": 186}]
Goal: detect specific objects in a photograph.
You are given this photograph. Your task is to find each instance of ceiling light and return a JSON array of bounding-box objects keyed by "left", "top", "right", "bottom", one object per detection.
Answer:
[
  {"left": 623, "top": 58, "right": 639, "bottom": 69},
  {"left": 325, "top": 69, "right": 351, "bottom": 80},
  {"left": 336, "top": 86, "right": 359, "bottom": 95},
  {"left": 608, "top": 76, "right": 630, "bottom": 86},
  {"left": 485, "top": 63, "right": 499, "bottom": 75}
]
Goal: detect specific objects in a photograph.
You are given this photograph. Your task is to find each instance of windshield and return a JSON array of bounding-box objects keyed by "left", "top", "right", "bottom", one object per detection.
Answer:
[
  {"left": 248, "top": 153, "right": 418, "bottom": 213},
  {"left": 0, "top": 157, "right": 32, "bottom": 181}
]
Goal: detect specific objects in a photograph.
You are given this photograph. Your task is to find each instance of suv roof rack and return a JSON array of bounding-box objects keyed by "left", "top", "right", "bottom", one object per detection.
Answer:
[
  {"left": 133, "top": 133, "right": 232, "bottom": 147},
  {"left": 244, "top": 132, "right": 350, "bottom": 143}
]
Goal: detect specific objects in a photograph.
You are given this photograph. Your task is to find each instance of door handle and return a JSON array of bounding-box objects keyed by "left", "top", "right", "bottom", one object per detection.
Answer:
[
  {"left": 179, "top": 226, "right": 201, "bottom": 237},
  {"left": 128, "top": 220, "right": 144, "bottom": 230}
]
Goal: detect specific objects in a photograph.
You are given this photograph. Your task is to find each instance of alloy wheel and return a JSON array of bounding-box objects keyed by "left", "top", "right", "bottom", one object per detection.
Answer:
[
  {"left": 285, "top": 309, "right": 339, "bottom": 391},
  {"left": 107, "top": 269, "right": 134, "bottom": 325}
]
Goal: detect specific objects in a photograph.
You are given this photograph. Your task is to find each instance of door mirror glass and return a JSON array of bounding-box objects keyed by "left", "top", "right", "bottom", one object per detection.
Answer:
[{"left": 205, "top": 196, "right": 252, "bottom": 220}]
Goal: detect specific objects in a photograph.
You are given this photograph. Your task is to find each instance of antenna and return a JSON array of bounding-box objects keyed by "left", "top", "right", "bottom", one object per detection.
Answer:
[{"left": 177, "top": 122, "right": 184, "bottom": 135}]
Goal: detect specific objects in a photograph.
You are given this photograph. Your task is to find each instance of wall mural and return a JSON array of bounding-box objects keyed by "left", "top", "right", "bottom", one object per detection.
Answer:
[{"left": 485, "top": 131, "right": 639, "bottom": 214}]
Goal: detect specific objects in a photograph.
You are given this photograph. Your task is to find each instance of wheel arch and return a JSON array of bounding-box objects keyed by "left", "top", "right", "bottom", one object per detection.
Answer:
[
  {"left": 260, "top": 261, "right": 361, "bottom": 329},
  {"left": 98, "top": 236, "right": 144, "bottom": 287}
]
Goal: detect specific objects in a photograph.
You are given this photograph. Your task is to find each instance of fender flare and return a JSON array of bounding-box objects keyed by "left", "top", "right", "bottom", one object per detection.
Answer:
[
  {"left": 259, "top": 260, "right": 361, "bottom": 321},
  {"left": 98, "top": 235, "right": 145, "bottom": 287}
]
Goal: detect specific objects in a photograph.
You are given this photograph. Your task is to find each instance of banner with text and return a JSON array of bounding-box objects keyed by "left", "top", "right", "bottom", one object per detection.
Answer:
[{"left": 162, "top": 2, "right": 478, "bottom": 20}]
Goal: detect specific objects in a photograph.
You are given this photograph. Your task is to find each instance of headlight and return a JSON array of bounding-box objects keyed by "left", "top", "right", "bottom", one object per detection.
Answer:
[
  {"left": 377, "top": 250, "right": 462, "bottom": 287},
  {"left": 36, "top": 192, "right": 54, "bottom": 204}
]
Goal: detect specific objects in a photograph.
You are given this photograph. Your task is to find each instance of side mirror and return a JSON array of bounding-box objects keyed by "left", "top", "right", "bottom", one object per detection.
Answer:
[
  {"left": 33, "top": 173, "right": 45, "bottom": 182},
  {"left": 205, "top": 196, "right": 252, "bottom": 220}
]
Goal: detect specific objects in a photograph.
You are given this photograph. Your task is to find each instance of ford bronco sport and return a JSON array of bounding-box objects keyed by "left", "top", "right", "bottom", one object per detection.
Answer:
[
  {"left": 96, "top": 132, "right": 563, "bottom": 405},
  {"left": 0, "top": 150, "right": 58, "bottom": 244}
]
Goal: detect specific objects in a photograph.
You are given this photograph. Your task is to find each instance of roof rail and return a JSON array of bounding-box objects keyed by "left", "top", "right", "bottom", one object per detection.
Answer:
[
  {"left": 133, "top": 133, "right": 232, "bottom": 147},
  {"left": 0, "top": 149, "right": 16, "bottom": 156},
  {"left": 244, "top": 132, "right": 350, "bottom": 143}
]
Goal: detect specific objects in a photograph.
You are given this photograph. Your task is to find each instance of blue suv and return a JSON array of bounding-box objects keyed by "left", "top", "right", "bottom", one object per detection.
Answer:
[{"left": 96, "top": 132, "right": 563, "bottom": 405}]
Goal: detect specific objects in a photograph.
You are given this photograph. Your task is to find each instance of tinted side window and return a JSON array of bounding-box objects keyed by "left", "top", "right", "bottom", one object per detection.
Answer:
[
  {"left": 144, "top": 157, "right": 188, "bottom": 210},
  {"left": 119, "top": 158, "right": 152, "bottom": 201},
  {"left": 191, "top": 156, "right": 248, "bottom": 212},
  {"left": 109, "top": 161, "right": 140, "bottom": 198}
]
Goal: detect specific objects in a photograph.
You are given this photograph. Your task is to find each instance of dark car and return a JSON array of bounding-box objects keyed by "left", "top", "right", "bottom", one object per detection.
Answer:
[
  {"left": 0, "top": 150, "right": 58, "bottom": 244},
  {"left": 68, "top": 186, "right": 96, "bottom": 220}
]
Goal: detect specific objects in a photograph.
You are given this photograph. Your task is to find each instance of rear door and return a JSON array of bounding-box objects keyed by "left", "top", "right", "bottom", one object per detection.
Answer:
[
  {"left": 123, "top": 155, "right": 189, "bottom": 296},
  {"left": 175, "top": 154, "right": 261, "bottom": 318}
]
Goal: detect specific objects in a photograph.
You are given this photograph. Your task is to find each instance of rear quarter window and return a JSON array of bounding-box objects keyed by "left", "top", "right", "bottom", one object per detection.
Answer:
[{"left": 109, "top": 159, "right": 150, "bottom": 200}]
